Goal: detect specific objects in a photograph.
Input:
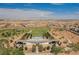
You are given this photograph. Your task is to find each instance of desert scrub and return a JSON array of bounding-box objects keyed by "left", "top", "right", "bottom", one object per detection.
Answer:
[
  {"left": 68, "top": 43, "right": 79, "bottom": 52},
  {"left": 50, "top": 45, "right": 64, "bottom": 55}
]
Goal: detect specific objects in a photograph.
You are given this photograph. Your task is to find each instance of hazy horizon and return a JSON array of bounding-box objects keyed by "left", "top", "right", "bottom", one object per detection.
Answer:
[{"left": 0, "top": 3, "right": 79, "bottom": 20}]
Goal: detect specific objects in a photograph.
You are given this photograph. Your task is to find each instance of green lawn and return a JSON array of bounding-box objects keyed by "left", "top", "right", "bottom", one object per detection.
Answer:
[
  {"left": 0, "top": 27, "right": 49, "bottom": 39},
  {"left": 0, "top": 27, "right": 49, "bottom": 55},
  {"left": 25, "top": 27, "right": 49, "bottom": 36},
  {"left": 0, "top": 27, "right": 49, "bottom": 38}
]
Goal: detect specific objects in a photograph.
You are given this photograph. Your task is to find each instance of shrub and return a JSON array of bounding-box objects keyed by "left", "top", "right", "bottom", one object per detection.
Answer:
[
  {"left": 50, "top": 45, "right": 63, "bottom": 55},
  {"left": 32, "top": 45, "right": 36, "bottom": 52},
  {"left": 59, "top": 28, "right": 64, "bottom": 31},
  {"left": 47, "top": 46, "right": 50, "bottom": 50},
  {"left": 0, "top": 47, "right": 24, "bottom": 55},
  {"left": 38, "top": 45, "right": 43, "bottom": 52},
  {"left": 69, "top": 43, "right": 79, "bottom": 52}
]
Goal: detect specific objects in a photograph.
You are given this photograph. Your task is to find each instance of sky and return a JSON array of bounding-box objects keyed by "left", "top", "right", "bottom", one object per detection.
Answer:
[{"left": 0, "top": 3, "right": 79, "bottom": 20}]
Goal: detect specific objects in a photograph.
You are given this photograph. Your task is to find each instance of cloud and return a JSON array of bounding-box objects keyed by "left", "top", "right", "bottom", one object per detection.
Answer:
[
  {"left": 74, "top": 12, "right": 79, "bottom": 15},
  {"left": 55, "top": 13, "right": 79, "bottom": 19},
  {"left": 0, "top": 8, "right": 54, "bottom": 20},
  {"left": 0, "top": 8, "right": 79, "bottom": 20}
]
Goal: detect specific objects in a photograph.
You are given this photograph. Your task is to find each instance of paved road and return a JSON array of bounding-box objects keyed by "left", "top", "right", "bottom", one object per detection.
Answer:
[{"left": 17, "top": 37, "right": 57, "bottom": 44}]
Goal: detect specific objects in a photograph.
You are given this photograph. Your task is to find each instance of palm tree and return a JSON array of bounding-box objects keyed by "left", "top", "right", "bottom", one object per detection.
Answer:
[
  {"left": 43, "top": 32, "right": 54, "bottom": 39},
  {"left": 22, "top": 32, "right": 32, "bottom": 40}
]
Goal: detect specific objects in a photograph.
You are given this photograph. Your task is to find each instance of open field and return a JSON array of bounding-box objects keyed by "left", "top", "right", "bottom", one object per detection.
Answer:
[{"left": 28, "top": 27, "right": 49, "bottom": 36}]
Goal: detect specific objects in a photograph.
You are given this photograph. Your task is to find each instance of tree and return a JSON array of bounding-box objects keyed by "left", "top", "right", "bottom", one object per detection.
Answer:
[
  {"left": 50, "top": 45, "right": 63, "bottom": 55},
  {"left": 43, "top": 32, "right": 51, "bottom": 39},
  {"left": 38, "top": 44, "right": 43, "bottom": 52},
  {"left": 1, "top": 31, "right": 12, "bottom": 37},
  {"left": 32, "top": 45, "right": 36, "bottom": 52},
  {"left": 47, "top": 46, "right": 50, "bottom": 50},
  {"left": 24, "top": 33, "right": 32, "bottom": 39},
  {"left": 24, "top": 46, "right": 28, "bottom": 50}
]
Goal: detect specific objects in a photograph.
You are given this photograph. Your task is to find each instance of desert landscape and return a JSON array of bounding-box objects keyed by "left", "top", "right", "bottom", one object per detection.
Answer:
[
  {"left": 0, "top": 3, "right": 79, "bottom": 55},
  {"left": 0, "top": 20, "right": 79, "bottom": 55}
]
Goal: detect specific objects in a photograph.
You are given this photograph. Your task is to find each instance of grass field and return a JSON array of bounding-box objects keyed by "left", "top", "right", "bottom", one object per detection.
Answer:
[
  {"left": 28, "top": 27, "right": 49, "bottom": 36},
  {"left": 0, "top": 27, "right": 49, "bottom": 39}
]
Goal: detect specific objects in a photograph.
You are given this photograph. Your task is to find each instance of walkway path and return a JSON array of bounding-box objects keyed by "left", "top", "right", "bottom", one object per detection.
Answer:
[{"left": 36, "top": 46, "right": 39, "bottom": 53}]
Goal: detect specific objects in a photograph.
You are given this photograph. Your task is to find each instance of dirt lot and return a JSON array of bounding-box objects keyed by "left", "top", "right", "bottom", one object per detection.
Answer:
[{"left": 50, "top": 29, "right": 79, "bottom": 44}]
